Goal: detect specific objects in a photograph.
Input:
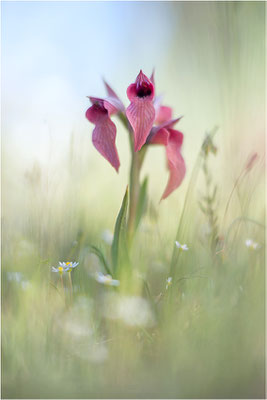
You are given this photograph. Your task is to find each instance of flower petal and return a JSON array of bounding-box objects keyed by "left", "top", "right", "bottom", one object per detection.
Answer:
[
  {"left": 149, "top": 126, "right": 186, "bottom": 199},
  {"left": 110, "top": 279, "right": 120, "bottom": 287},
  {"left": 161, "top": 129, "right": 186, "bottom": 200},
  {"left": 127, "top": 70, "right": 155, "bottom": 101},
  {"left": 88, "top": 96, "right": 118, "bottom": 116},
  {"left": 86, "top": 102, "right": 120, "bottom": 172},
  {"left": 126, "top": 71, "right": 156, "bottom": 151},
  {"left": 149, "top": 127, "right": 169, "bottom": 146},
  {"left": 150, "top": 69, "right": 155, "bottom": 86},
  {"left": 103, "top": 80, "right": 125, "bottom": 112},
  {"left": 155, "top": 105, "right": 173, "bottom": 125},
  {"left": 126, "top": 98, "right": 155, "bottom": 151},
  {"left": 147, "top": 117, "right": 183, "bottom": 144}
]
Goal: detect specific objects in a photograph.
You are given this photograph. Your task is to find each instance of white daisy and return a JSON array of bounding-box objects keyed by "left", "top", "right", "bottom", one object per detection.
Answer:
[
  {"left": 52, "top": 261, "right": 79, "bottom": 274},
  {"left": 59, "top": 261, "right": 79, "bottom": 271},
  {"left": 166, "top": 277, "right": 172, "bottom": 290},
  {"left": 95, "top": 272, "right": 120, "bottom": 287},
  {"left": 51, "top": 265, "right": 66, "bottom": 274},
  {"left": 245, "top": 239, "right": 260, "bottom": 250},
  {"left": 175, "top": 241, "right": 189, "bottom": 251}
]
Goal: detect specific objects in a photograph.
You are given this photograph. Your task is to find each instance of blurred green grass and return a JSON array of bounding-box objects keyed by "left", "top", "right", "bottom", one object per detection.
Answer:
[{"left": 2, "top": 128, "right": 265, "bottom": 398}]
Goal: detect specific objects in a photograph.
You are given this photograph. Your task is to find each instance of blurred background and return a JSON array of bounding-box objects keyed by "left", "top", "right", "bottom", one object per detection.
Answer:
[
  {"left": 2, "top": 1, "right": 265, "bottom": 217},
  {"left": 2, "top": 1, "right": 265, "bottom": 398}
]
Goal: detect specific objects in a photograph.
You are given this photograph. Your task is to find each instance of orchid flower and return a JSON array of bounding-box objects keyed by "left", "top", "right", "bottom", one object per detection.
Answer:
[
  {"left": 85, "top": 81, "right": 124, "bottom": 172},
  {"left": 85, "top": 70, "right": 186, "bottom": 201},
  {"left": 147, "top": 116, "right": 186, "bottom": 199},
  {"left": 126, "top": 70, "right": 156, "bottom": 152}
]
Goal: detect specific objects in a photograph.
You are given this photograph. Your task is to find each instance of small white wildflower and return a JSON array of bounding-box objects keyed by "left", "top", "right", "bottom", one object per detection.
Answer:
[
  {"left": 59, "top": 261, "right": 79, "bottom": 271},
  {"left": 245, "top": 239, "right": 260, "bottom": 250},
  {"left": 166, "top": 277, "right": 172, "bottom": 290},
  {"left": 95, "top": 272, "right": 120, "bottom": 287},
  {"left": 51, "top": 266, "right": 66, "bottom": 273},
  {"left": 175, "top": 241, "right": 189, "bottom": 251},
  {"left": 51, "top": 261, "right": 78, "bottom": 274},
  {"left": 101, "top": 229, "right": 114, "bottom": 245}
]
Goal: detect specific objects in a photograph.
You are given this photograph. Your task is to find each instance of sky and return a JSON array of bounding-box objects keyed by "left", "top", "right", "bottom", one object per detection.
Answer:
[
  {"left": 2, "top": 1, "right": 179, "bottom": 161},
  {"left": 2, "top": 1, "right": 265, "bottom": 202}
]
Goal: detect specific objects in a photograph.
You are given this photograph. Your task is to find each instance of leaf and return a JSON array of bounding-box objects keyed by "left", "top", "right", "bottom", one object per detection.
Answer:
[
  {"left": 89, "top": 245, "right": 112, "bottom": 275},
  {"left": 135, "top": 176, "right": 148, "bottom": 231},
  {"left": 111, "top": 186, "right": 129, "bottom": 273}
]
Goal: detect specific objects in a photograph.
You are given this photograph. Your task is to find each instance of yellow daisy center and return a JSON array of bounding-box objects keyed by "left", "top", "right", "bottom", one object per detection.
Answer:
[{"left": 105, "top": 275, "right": 112, "bottom": 285}]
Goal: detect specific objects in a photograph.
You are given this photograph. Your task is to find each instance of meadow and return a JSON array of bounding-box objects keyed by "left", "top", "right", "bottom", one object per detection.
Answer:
[
  {"left": 2, "top": 122, "right": 265, "bottom": 398},
  {"left": 1, "top": 2, "right": 265, "bottom": 399}
]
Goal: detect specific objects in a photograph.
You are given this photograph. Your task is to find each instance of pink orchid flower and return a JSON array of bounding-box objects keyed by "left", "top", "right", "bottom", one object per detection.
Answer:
[
  {"left": 85, "top": 71, "right": 186, "bottom": 199},
  {"left": 155, "top": 105, "right": 173, "bottom": 125},
  {"left": 146, "top": 75, "right": 186, "bottom": 199},
  {"left": 147, "top": 115, "right": 186, "bottom": 200},
  {"left": 126, "top": 70, "right": 156, "bottom": 152},
  {"left": 85, "top": 81, "right": 124, "bottom": 172}
]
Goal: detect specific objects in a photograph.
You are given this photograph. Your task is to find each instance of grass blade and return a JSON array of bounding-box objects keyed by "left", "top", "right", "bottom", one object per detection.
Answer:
[
  {"left": 89, "top": 245, "right": 112, "bottom": 275},
  {"left": 111, "top": 186, "right": 129, "bottom": 273},
  {"left": 135, "top": 176, "right": 148, "bottom": 231}
]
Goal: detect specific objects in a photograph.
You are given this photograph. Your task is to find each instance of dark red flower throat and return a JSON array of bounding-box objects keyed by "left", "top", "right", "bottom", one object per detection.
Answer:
[{"left": 135, "top": 70, "right": 154, "bottom": 98}]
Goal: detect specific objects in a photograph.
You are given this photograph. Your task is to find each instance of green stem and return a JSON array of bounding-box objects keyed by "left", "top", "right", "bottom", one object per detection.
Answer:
[
  {"left": 68, "top": 271, "right": 73, "bottom": 304},
  {"left": 60, "top": 273, "right": 65, "bottom": 305},
  {"left": 128, "top": 151, "right": 141, "bottom": 237},
  {"left": 203, "top": 157, "right": 216, "bottom": 252},
  {"left": 121, "top": 114, "right": 148, "bottom": 242},
  {"left": 127, "top": 138, "right": 147, "bottom": 241}
]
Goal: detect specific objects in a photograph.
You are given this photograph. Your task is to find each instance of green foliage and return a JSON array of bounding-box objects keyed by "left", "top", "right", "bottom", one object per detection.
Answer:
[
  {"left": 89, "top": 245, "right": 112, "bottom": 275},
  {"left": 199, "top": 128, "right": 220, "bottom": 254},
  {"left": 111, "top": 186, "right": 130, "bottom": 274},
  {"left": 2, "top": 129, "right": 265, "bottom": 400},
  {"left": 135, "top": 176, "right": 148, "bottom": 231}
]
